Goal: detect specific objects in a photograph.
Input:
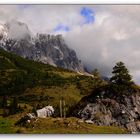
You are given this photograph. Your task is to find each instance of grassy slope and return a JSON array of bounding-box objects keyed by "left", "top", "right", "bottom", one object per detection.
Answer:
[
  {"left": 0, "top": 48, "right": 97, "bottom": 112},
  {"left": 0, "top": 48, "right": 126, "bottom": 134}
]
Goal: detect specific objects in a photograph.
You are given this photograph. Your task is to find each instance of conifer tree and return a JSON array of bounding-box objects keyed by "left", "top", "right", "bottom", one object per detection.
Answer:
[{"left": 110, "top": 62, "right": 132, "bottom": 85}]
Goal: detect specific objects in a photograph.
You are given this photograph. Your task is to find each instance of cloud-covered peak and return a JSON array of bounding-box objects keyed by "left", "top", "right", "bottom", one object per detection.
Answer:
[{"left": 6, "top": 19, "right": 31, "bottom": 40}]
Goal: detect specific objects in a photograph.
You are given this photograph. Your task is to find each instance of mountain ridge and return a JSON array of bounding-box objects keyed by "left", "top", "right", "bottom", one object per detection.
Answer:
[{"left": 0, "top": 20, "right": 84, "bottom": 72}]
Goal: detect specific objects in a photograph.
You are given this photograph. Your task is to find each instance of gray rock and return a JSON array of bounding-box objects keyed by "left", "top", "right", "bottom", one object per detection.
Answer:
[{"left": 76, "top": 94, "right": 140, "bottom": 133}]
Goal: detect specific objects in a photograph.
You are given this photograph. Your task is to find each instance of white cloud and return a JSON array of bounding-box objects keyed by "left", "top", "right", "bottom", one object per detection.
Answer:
[
  {"left": 65, "top": 5, "right": 140, "bottom": 83},
  {"left": 19, "top": 5, "right": 84, "bottom": 33},
  {"left": 0, "top": 5, "right": 140, "bottom": 83},
  {"left": 0, "top": 5, "right": 20, "bottom": 23}
]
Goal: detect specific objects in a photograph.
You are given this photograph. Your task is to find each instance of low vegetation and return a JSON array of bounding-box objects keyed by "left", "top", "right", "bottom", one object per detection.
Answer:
[{"left": 0, "top": 115, "right": 127, "bottom": 134}]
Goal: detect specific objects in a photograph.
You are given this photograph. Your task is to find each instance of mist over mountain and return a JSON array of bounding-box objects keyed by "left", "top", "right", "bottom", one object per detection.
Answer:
[{"left": 0, "top": 20, "right": 84, "bottom": 72}]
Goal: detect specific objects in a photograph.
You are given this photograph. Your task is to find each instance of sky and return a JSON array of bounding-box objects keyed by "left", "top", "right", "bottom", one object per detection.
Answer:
[{"left": 0, "top": 5, "right": 140, "bottom": 84}]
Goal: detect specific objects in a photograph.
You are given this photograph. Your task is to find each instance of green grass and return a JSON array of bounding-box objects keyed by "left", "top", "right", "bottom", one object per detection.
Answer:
[
  {"left": 10, "top": 117, "right": 127, "bottom": 134},
  {"left": 1, "top": 114, "right": 127, "bottom": 134},
  {"left": 19, "top": 85, "right": 81, "bottom": 105},
  {"left": 0, "top": 117, "right": 15, "bottom": 133}
]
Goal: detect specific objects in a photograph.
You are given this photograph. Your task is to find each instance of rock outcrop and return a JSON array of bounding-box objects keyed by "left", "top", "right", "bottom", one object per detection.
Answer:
[{"left": 73, "top": 90, "right": 140, "bottom": 133}]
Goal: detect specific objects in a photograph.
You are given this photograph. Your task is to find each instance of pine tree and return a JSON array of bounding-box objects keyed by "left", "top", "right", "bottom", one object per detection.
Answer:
[{"left": 110, "top": 62, "right": 132, "bottom": 85}]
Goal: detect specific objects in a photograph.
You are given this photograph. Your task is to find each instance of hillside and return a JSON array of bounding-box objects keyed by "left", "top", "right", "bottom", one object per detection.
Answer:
[
  {"left": 0, "top": 48, "right": 105, "bottom": 116},
  {"left": 0, "top": 48, "right": 129, "bottom": 134}
]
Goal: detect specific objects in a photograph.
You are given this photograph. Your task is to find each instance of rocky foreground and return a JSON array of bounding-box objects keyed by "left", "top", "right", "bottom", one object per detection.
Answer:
[{"left": 74, "top": 91, "right": 140, "bottom": 134}]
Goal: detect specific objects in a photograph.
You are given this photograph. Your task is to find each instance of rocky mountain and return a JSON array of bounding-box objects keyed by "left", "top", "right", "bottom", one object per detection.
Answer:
[{"left": 0, "top": 20, "right": 84, "bottom": 72}]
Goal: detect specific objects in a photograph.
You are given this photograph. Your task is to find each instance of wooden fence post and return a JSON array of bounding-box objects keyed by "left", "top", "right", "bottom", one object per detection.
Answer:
[{"left": 60, "top": 100, "right": 62, "bottom": 118}]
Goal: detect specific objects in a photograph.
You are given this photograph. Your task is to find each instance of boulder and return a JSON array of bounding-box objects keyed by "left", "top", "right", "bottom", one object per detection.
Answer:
[
  {"left": 36, "top": 106, "right": 54, "bottom": 118},
  {"left": 76, "top": 94, "right": 140, "bottom": 133},
  {"left": 15, "top": 113, "right": 36, "bottom": 126}
]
